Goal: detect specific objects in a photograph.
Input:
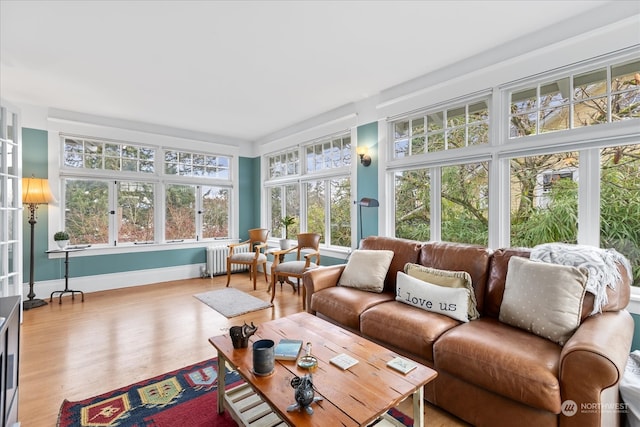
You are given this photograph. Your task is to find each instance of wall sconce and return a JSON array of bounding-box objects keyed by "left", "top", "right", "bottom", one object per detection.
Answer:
[{"left": 357, "top": 146, "right": 371, "bottom": 167}]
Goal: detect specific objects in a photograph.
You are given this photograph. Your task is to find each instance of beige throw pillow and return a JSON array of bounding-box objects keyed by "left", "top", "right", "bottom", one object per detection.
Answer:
[
  {"left": 338, "top": 250, "right": 395, "bottom": 293},
  {"left": 499, "top": 256, "right": 588, "bottom": 346},
  {"left": 404, "top": 263, "right": 480, "bottom": 320},
  {"left": 396, "top": 272, "right": 471, "bottom": 322}
]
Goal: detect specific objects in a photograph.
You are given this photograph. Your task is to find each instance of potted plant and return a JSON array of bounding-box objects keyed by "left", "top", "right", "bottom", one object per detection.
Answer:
[
  {"left": 53, "top": 230, "right": 70, "bottom": 249},
  {"left": 278, "top": 215, "right": 296, "bottom": 249}
]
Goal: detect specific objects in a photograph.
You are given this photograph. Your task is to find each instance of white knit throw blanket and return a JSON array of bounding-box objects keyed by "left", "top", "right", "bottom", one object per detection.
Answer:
[{"left": 530, "top": 243, "right": 632, "bottom": 315}]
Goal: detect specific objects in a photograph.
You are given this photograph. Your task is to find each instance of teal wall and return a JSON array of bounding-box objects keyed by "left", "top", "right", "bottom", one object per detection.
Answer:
[
  {"left": 356, "top": 122, "right": 379, "bottom": 240},
  {"left": 22, "top": 128, "right": 51, "bottom": 283},
  {"left": 238, "top": 156, "right": 261, "bottom": 241}
]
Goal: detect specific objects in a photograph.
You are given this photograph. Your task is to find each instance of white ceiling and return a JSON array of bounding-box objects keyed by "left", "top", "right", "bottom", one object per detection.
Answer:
[{"left": 0, "top": 0, "right": 628, "bottom": 143}]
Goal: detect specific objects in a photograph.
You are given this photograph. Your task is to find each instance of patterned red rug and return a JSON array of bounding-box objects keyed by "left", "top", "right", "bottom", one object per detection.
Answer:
[{"left": 57, "top": 357, "right": 413, "bottom": 426}]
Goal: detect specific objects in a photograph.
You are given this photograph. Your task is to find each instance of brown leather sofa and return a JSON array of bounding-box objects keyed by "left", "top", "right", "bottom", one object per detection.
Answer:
[{"left": 303, "top": 236, "right": 634, "bottom": 427}]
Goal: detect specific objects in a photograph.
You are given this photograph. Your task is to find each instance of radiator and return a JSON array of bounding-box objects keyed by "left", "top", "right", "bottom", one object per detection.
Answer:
[{"left": 206, "top": 245, "right": 250, "bottom": 277}]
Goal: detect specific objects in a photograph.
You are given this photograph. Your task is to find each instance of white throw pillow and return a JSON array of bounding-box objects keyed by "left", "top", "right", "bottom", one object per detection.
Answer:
[
  {"left": 396, "top": 272, "right": 471, "bottom": 322},
  {"left": 338, "top": 250, "right": 395, "bottom": 293},
  {"left": 499, "top": 256, "right": 588, "bottom": 346},
  {"left": 404, "top": 263, "right": 480, "bottom": 320}
]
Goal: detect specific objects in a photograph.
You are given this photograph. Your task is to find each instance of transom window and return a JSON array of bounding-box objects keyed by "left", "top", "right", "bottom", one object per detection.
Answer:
[
  {"left": 267, "top": 148, "right": 299, "bottom": 179},
  {"left": 305, "top": 135, "right": 351, "bottom": 173},
  {"left": 509, "top": 58, "right": 640, "bottom": 138},
  {"left": 164, "top": 150, "right": 230, "bottom": 179},
  {"left": 392, "top": 98, "right": 489, "bottom": 158},
  {"left": 64, "top": 137, "right": 155, "bottom": 172}
]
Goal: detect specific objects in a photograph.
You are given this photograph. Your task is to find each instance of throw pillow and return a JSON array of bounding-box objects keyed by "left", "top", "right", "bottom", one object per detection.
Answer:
[
  {"left": 404, "top": 263, "right": 480, "bottom": 320},
  {"left": 499, "top": 256, "right": 588, "bottom": 346},
  {"left": 338, "top": 250, "right": 395, "bottom": 293},
  {"left": 396, "top": 272, "right": 471, "bottom": 322}
]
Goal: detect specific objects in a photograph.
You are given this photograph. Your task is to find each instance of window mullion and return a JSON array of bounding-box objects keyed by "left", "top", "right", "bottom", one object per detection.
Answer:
[
  {"left": 109, "top": 181, "right": 118, "bottom": 246},
  {"left": 578, "top": 148, "right": 601, "bottom": 246},
  {"left": 430, "top": 166, "right": 441, "bottom": 242}
]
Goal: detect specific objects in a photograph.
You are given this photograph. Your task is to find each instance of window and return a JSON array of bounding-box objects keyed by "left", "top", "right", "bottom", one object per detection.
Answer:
[
  {"left": 509, "top": 58, "right": 640, "bottom": 138},
  {"left": 394, "top": 168, "right": 430, "bottom": 240},
  {"left": 64, "top": 178, "right": 109, "bottom": 245},
  {"left": 305, "top": 135, "right": 351, "bottom": 172},
  {"left": 509, "top": 152, "right": 579, "bottom": 246},
  {"left": 165, "top": 150, "right": 230, "bottom": 179},
  {"left": 118, "top": 181, "right": 155, "bottom": 243},
  {"left": 165, "top": 184, "right": 195, "bottom": 241},
  {"left": 393, "top": 98, "right": 489, "bottom": 158},
  {"left": 61, "top": 136, "right": 232, "bottom": 246},
  {"left": 268, "top": 184, "right": 299, "bottom": 239},
  {"left": 267, "top": 148, "right": 299, "bottom": 179},
  {"left": 305, "top": 178, "right": 351, "bottom": 247},
  {"left": 600, "top": 144, "right": 640, "bottom": 287},
  {"left": 441, "top": 162, "right": 489, "bottom": 245},
  {"left": 265, "top": 132, "right": 352, "bottom": 248},
  {"left": 64, "top": 137, "right": 155, "bottom": 172},
  {"left": 388, "top": 52, "right": 639, "bottom": 287}
]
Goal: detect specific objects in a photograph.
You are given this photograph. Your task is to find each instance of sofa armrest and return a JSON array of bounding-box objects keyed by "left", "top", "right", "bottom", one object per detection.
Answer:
[
  {"left": 302, "top": 264, "right": 346, "bottom": 314},
  {"left": 559, "top": 310, "right": 634, "bottom": 427}
]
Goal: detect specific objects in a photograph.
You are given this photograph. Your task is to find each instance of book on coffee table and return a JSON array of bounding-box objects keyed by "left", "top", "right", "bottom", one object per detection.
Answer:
[
  {"left": 387, "top": 357, "right": 417, "bottom": 374},
  {"left": 330, "top": 353, "right": 359, "bottom": 370},
  {"left": 274, "top": 339, "right": 303, "bottom": 361}
]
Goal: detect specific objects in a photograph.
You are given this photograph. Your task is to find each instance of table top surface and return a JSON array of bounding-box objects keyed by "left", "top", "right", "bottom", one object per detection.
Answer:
[{"left": 209, "top": 311, "right": 437, "bottom": 427}]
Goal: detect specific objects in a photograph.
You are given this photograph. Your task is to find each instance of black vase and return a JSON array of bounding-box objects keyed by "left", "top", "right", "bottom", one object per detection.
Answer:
[{"left": 252, "top": 339, "right": 275, "bottom": 376}]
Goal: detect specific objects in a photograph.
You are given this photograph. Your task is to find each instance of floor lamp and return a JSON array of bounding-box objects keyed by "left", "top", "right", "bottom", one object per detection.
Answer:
[
  {"left": 358, "top": 197, "right": 379, "bottom": 241},
  {"left": 22, "top": 176, "right": 54, "bottom": 310}
]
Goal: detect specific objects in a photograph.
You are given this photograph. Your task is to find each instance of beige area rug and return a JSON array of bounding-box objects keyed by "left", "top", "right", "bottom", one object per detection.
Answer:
[{"left": 194, "top": 288, "right": 272, "bottom": 318}]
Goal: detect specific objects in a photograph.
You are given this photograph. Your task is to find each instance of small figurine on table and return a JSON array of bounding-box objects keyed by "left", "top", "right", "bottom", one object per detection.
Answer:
[{"left": 286, "top": 374, "right": 323, "bottom": 415}]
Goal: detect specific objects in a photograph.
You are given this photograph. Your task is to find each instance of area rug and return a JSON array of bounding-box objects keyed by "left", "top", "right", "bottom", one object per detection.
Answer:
[
  {"left": 57, "top": 358, "right": 241, "bottom": 427},
  {"left": 57, "top": 357, "right": 413, "bottom": 427},
  {"left": 194, "top": 287, "right": 272, "bottom": 318}
]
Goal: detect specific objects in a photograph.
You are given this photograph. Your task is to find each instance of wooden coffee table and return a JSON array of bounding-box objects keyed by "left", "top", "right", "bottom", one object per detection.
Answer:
[{"left": 209, "top": 312, "right": 437, "bottom": 427}]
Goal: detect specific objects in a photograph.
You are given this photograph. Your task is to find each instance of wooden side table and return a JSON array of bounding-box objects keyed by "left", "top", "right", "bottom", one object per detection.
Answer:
[{"left": 46, "top": 246, "right": 88, "bottom": 304}]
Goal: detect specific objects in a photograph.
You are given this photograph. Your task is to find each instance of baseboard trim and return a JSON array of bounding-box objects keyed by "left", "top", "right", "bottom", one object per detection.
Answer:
[{"left": 22, "top": 264, "right": 204, "bottom": 301}]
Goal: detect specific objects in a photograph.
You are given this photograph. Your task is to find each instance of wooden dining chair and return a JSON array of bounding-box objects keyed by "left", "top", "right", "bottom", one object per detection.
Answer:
[
  {"left": 226, "top": 228, "right": 269, "bottom": 290},
  {"left": 269, "top": 232, "right": 321, "bottom": 309}
]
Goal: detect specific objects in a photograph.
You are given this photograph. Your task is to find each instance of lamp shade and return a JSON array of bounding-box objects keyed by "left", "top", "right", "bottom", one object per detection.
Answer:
[{"left": 22, "top": 177, "right": 55, "bottom": 205}]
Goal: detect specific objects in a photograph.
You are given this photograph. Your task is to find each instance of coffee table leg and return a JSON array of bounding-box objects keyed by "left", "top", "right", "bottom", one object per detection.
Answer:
[
  {"left": 412, "top": 385, "right": 424, "bottom": 427},
  {"left": 218, "top": 350, "right": 226, "bottom": 414}
]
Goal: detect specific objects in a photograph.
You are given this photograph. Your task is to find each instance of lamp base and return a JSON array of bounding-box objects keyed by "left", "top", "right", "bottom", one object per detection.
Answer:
[{"left": 23, "top": 298, "right": 48, "bottom": 310}]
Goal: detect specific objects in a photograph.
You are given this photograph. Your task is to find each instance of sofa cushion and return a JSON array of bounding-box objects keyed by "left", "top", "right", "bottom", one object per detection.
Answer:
[
  {"left": 360, "top": 236, "right": 422, "bottom": 293},
  {"left": 404, "top": 263, "right": 480, "bottom": 320},
  {"left": 499, "top": 256, "right": 588, "bottom": 345},
  {"left": 396, "top": 272, "right": 470, "bottom": 322},
  {"left": 309, "top": 286, "right": 395, "bottom": 330},
  {"left": 484, "top": 248, "right": 531, "bottom": 318},
  {"left": 338, "top": 249, "right": 394, "bottom": 293},
  {"left": 486, "top": 248, "right": 632, "bottom": 320},
  {"left": 419, "top": 241, "right": 492, "bottom": 314},
  {"left": 434, "top": 317, "right": 562, "bottom": 413},
  {"left": 361, "top": 300, "right": 461, "bottom": 363}
]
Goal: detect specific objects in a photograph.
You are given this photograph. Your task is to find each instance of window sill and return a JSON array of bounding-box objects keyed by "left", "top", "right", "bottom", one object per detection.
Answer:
[{"left": 45, "top": 239, "right": 237, "bottom": 258}]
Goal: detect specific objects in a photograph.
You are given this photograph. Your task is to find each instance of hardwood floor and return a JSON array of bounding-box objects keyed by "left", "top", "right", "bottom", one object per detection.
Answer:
[{"left": 19, "top": 273, "right": 467, "bottom": 426}]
